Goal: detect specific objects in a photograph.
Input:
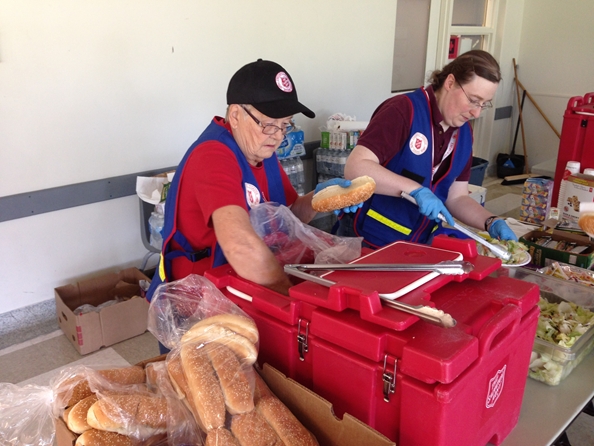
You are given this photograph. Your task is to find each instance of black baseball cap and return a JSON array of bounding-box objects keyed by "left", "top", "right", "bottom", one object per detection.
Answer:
[{"left": 226, "top": 59, "right": 315, "bottom": 119}]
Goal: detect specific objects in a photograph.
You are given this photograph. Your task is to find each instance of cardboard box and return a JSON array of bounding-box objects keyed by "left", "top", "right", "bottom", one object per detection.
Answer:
[
  {"left": 519, "top": 177, "right": 554, "bottom": 225},
  {"left": 55, "top": 268, "right": 151, "bottom": 355},
  {"left": 54, "top": 357, "right": 394, "bottom": 446},
  {"left": 259, "top": 364, "right": 395, "bottom": 446},
  {"left": 560, "top": 173, "right": 594, "bottom": 229},
  {"left": 520, "top": 229, "right": 594, "bottom": 268},
  {"left": 468, "top": 184, "right": 486, "bottom": 205}
]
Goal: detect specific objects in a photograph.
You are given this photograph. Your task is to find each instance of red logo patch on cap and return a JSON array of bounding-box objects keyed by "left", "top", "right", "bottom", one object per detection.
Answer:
[{"left": 276, "top": 72, "right": 293, "bottom": 93}]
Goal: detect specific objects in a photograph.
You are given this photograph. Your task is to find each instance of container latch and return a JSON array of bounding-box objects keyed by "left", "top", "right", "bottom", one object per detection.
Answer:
[
  {"left": 382, "top": 354, "right": 397, "bottom": 402},
  {"left": 297, "top": 318, "right": 309, "bottom": 361}
]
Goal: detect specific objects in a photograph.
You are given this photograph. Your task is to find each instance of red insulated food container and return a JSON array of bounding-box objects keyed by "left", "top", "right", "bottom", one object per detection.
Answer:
[
  {"left": 552, "top": 92, "right": 594, "bottom": 205},
  {"left": 204, "top": 238, "right": 540, "bottom": 445}
]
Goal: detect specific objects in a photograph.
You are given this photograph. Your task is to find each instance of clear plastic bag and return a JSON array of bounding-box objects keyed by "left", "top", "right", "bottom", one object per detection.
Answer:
[
  {"left": 147, "top": 275, "right": 261, "bottom": 438},
  {"left": 147, "top": 274, "right": 256, "bottom": 351},
  {"left": 249, "top": 202, "right": 362, "bottom": 265},
  {"left": 0, "top": 383, "right": 55, "bottom": 446}
]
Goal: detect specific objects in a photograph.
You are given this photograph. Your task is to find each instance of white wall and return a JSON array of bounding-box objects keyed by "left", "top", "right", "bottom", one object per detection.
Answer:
[
  {"left": 516, "top": 0, "right": 594, "bottom": 169},
  {"left": 486, "top": 0, "right": 526, "bottom": 170},
  {"left": 0, "top": 1, "right": 397, "bottom": 314}
]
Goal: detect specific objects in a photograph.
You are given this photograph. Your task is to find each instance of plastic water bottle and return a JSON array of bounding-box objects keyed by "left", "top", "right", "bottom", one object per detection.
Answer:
[
  {"left": 337, "top": 150, "right": 348, "bottom": 177},
  {"left": 557, "top": 160, "right": 580, "bottom": 209},
  {"left": 296, "top": 157, "right": 305, "bottom": 184},
  {"left": 148, "top": 211, "right": 164, "bottom": 250},
  {"left": 316, "top": 148, "right": 324, "bottom": 175}
]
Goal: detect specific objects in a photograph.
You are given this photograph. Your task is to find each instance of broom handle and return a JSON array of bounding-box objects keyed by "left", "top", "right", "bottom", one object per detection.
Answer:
[
  {"left": 511, "top": 90, "right": 527, "bottom": 156},
  {"left": 513, "top": 59, "right": 528, "bottom": 173},
  {"left": 514, "top": 77, "right": 562, "bottom": 139}
]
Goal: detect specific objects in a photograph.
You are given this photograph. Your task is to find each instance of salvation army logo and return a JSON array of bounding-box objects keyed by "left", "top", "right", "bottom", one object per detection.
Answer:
[
  {"left": 409, "top": 132, "right": 428, "bottom": 155},
  {"left": 485, "top": 364, "right": 506, "bottom": 409},
  {"left": 276, "top": 72, "right": 293, "bottom": 93},
  {"left": 245, "top": 183, "right": 261, "bottom": 209}
]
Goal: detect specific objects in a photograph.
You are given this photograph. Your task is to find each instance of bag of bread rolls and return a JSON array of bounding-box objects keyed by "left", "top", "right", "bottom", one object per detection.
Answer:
[
  {"left": 52, "top": 364, "right": 147, "bottom": 411},
  {"left": 249, "top": 202, "right": 362, "bottom": 266},
  {"left": 163, "top": 312, "right": 261, "bottom": 434},
  {"left": 148, "top": 274, "right": 259, "bottom": 353}
]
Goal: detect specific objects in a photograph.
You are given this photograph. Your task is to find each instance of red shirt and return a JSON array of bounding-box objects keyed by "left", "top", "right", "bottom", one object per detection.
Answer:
[
  {"left": 171, "top": 118, "right": 298, "bottom": 279},
  {"left": 358, "top": 86, "right": 472, "bottom": 183}
]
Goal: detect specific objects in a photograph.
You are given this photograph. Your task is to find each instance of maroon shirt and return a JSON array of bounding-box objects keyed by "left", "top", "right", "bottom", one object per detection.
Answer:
[{"left": 358, "top": 86, "right": 472, "bottom": 183}]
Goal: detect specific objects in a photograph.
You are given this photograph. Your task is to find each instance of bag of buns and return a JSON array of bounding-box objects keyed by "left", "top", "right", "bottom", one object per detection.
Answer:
[
  {"left": 147, "top": 275, "right": 262, "bottom": 435},
  {"left": 87, "top": 361, "right": 202, "bottom": 445},
  {"left": 249, "top": 202, "right": 362, "bottom": 265}
]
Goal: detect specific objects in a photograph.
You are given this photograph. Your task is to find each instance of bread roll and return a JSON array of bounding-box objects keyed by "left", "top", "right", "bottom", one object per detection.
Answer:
[
  {"left": 253, "top": 372, "right": 274, "bottom": 404},
  {"left": 75, "top": 429, "right": 135, "bottom": 446},
  {"left": 207, "top": 344, "right": 254, "bottom": 415},
  {"left": 67, "top": 394, "right": 98, "bottom": 434},
  {"left": 56, "top": 366, "right": 146, "bottom": 408},
  {"left": 62, "top": 406, "right": 73, "bottom": 425},
  {"left": 205, "top": 427, "right": 240, "bottom": 446},
  {"left": 256, "top": 396, "right": 318, "bottom": 446},
  {"left": 180, "top": 343, "right": 226, "bottom": 431},
  {"left": 87, "top": 393, "right": 168, "bottom": 438},
  {"left": 182, "top": 325, "right": 258, "bottom": 365},
  {"left": 97, "top": 366, "right": 146, "bottom": 386},
  {"left": 311, "top": 175, "right": 376, "bottom": 212},
  {"left": 183, "top": 314, "right": 259, "bottom": 345},
  {"left": 578, "top": 212, "right": 594, "bottom": 236},
  {"left": 231, "top": 410, "right": 283, "bottom": 446},
  {"left": 166, "top": 354, "right": 207, "bottom": 432}
]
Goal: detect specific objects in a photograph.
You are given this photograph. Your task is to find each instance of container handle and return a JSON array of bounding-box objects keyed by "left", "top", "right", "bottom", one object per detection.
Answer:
[{"left": 477, "top": 304, "right": 521, "bottom": 357}]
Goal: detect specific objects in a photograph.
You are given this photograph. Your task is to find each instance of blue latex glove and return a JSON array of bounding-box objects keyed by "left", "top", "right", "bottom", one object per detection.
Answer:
[
  {"left": 314, "top": 178, "right": 364, "bottom": 215},
  {"left": 488, "top": 219, "right": 518, "bottom": 241},
  {"left": 409, "top": 187, "right": 455, "bottom": 226}
]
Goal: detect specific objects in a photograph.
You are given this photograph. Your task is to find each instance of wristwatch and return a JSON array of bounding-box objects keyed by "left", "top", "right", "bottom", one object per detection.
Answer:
[{"left": 484, "top": 215, "right": 499, "bottom": 231}]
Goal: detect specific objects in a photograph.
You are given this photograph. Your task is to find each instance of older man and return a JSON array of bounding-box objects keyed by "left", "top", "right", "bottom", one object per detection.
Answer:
[{"left": 147, "top": 59, "right": 357, "bottom": 303}]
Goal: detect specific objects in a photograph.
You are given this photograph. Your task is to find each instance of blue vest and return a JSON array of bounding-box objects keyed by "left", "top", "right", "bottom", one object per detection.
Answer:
[
  {"left": 146, "top": 119, "right": 287, "bottom": 301},
  {"left": 353, "top": 88, "right": 472, "bottom": 247}
]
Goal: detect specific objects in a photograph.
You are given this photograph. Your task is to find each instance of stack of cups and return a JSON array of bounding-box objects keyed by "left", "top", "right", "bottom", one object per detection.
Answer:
[{"left": 557, "top": 160, "right": 581, "bottom": 209}]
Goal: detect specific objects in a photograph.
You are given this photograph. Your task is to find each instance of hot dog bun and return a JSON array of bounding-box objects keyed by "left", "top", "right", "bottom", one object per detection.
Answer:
[
  {"left": 206, "top": 344, "right": 254, "bottom": 415},
  {"left": 256, "top": 396, "right": 318, "bottom": 446},
  {"left": 182, "top": 325, "right": 258, "bottom": 366},
  {"left": 180, "top": 343, "right": 227, "bottom": 431},
  {"left": 205, "top": 427, "right": 240, "bottom": 446},
  {"left": 231, "top": 410, "right": 283, "bottom": 446},
  {"left": 183, "top": 314, "right": 259, "bottom": 345},
  {"left": 56, "top": 366, "right": 146, "bottom": 408},
  {"left": 87, "top": 393, "right": 168, "bottom": 438},
  {"left": 312, "top": 175, "right": 376, "bottom": 213},
  {"left": 66, "top": 394, "right": 98, "bottom": 434},
  {"left": 75, "top": 429, "right": 135, "bottom": 446}
]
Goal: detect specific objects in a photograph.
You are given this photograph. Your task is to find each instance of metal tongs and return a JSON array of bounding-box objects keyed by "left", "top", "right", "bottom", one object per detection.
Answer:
[
  {"left": 286, "top": 260, "right": 473, "bottom": 275},
  {"left": 400, "top": 191, "right": 512, "bottom": 261},
  {"left": 284, "top": 263, "right": 460, "bottom": 328}
]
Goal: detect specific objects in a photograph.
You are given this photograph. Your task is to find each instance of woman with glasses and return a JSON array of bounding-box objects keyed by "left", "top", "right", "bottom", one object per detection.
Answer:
[
  {"left": 339, "top": 50, "right": 517, "bottom": 247},
  {"left": 146, "top": 59, "right": 359, "bottom": 308}
]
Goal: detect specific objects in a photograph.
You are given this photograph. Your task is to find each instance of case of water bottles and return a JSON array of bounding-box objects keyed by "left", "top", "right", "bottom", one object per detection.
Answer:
[
  {"left": 316, "top": 131, "right": 360, "bottom": 182},
  {"left": 276, "top": 129, "right": 307, "bottom": 195}
]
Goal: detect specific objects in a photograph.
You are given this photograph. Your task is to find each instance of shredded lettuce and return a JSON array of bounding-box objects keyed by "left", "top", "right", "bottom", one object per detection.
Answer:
[
  {"left": 535, "top": 297, "right": 594, "bottom": 348},
  {"left": 475, "top": 232, "right": 529, "bottom": 265},
  {"left": 529, "top": 297, "right": 594, "bottom": 385}
]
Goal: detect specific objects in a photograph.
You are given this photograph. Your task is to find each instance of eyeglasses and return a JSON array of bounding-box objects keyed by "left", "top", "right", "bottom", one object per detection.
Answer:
[
  {"left": 458, "top": 82, "right": 493, "bottom": 111},
  {"left": 240, "top": 105, "right": 294, "bottom": 135}
]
